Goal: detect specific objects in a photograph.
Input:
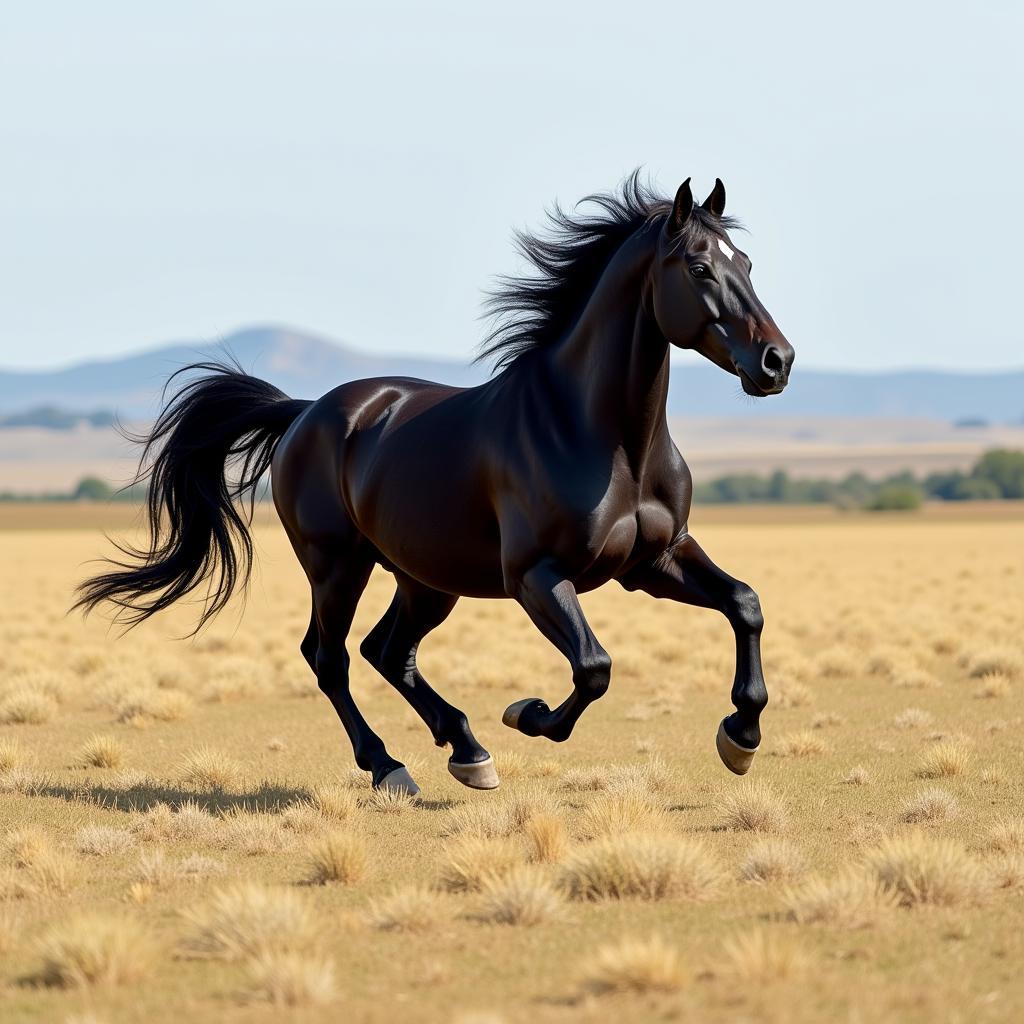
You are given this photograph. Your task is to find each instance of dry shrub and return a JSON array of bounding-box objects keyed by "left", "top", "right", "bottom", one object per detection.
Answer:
[
  {"left": 219, "top": 808, "right": 290, "bottom": 855},
  {"left": 177, "top": 747, "right": 244, "bottom": 792},
  {"left": 444, "top": 801, "right": 514, "bottom": 839},
  {"left": 559, "top": 766, "right": 608, "bottom": 793},
  {"left": 916, "top": 740, "right": 972, "bottom": 779},
  {"left": 775, "top": 730, "right": 827, "bottom": 758},
  {"left": 311, "top": 783, "right": 358, "bottom": 822},
  {"left": 0, "top": 737, "right": 26, "bottom": 773},
  {"left": 280, "top": 803, "right": 329, "bottom": 836},
  {"left": 895, "top": 668, "right": 941, "bottom": 690},
  {"left": 181, "top": 882, "right": 318, "bottom": 959},
  {"left": 74, "top": 825, "right": 137, "bottom": 857},
  {"left": 816, "top": 646, "right": 858, "bottom": 679},
  {"left": 989, "top": 854, "right": 1024, "bottom": 892},
  {"left": 561, "top": 833, "right": 719, "bottom": 902},
  {"left": 864, "top": 833, "right": 988, "bottom": 907},
  {"left": 739, "top": 838, "right": 807, "bottom": 883},
  {"left": 2, "top": 830, "right": 75, "bottom": 898},
  {"left": 966, "top": 646, "right": 1022, "bottom": 680},
  {"left": 893, "top": 708, "right": 933, "bottom": 730},
  {"left": 899, "top": 788, "right": 958, "bottom": 824},
  {"left": 495, "top": 751, "right": 529, "bottom": 780},
  {"left": 37, "top": 914, "right": 156, "bottom": 987},
  {"left": 718, "top": 780, "right": 789, "bottom": 833},
  {"left": 0, "top": 764, "right": 48, "bottom": 795},
  {"left": 811, "top": 712, "right": 844, "bottom": 729},
  {"left": 607, "top": 758, "right": 671, "bottom": 794},
  {"left": 525, "top": 813, "right": 569, "bottom": 863},
  {"left": 131, "top": 800, "right": 217, "bottom": 845},
  {"left": 980, "top": 767, "right": 1006, "bottom": 786},
  {"left": 476, "top": 866, "right": 563, "bottom": 926},
  {"left": 721, "top": 928, "right": 808, "bottom": 983},
  {"left": 304, "top": 832, "right": 367, "bottom": 885},
  {"left": 580, "top": 936, "right": 686, "bottom": 995},
  {"left": 367, "top": 785, "right": 418, "bottom": 814},
  {"left": 0, "top": 688, "right": 57, "bottom": 725},
  {"left": 114, "top": 687, "right": 193, "bottom": 725},
  {"left": 578, "top": 792, "right": 669, "bottom": 840},
  {"left": 244, "top": 950, "right": 337, "bottom": 1007},
  {"left": 439, "top": 836, "right": 523, "bottom": 893},
  {"left": 133, "top": 849, "right": 177, "bottom": 889},
  {"left": 0, "top": 907, "right": 23, "bottom": 956},
  {"left": 368, "top": 884, "right": 445, "bottom": 932},
  {"left": 975, "top": 672, "right": 1011, "bottom": 699},
  {"left": 74, "top": 734, "right": 124, "bottom": 769},
  {"left": 784, "top": 871, "right": 898, "bottom": 928},
  {"left": 985, "top": 818, "right": 1024, "bottom": 854},
  {"left": 774, "top": 682, "right": 813, "bottom": 709},
  {"left": 177, "top": 853, "right": 225, "bottom": 882},
  {"left": 842, "top": 765, "right": 870, "bottom": 785}
]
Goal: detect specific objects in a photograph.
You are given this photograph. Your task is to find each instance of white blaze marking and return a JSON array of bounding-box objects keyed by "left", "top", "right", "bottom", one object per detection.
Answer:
[{"left": 717, "top": 238, "right": 734, "bottom": 261}]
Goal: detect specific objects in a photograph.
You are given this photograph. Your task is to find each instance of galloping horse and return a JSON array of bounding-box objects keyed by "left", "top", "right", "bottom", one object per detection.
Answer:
[{"left": 77, "top": 174, "right": 795, "bottom": 795}]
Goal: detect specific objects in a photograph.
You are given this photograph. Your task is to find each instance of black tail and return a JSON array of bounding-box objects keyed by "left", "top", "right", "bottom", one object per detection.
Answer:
[{"left": 74, "top": 361, "right": 311, "bottom": 633}]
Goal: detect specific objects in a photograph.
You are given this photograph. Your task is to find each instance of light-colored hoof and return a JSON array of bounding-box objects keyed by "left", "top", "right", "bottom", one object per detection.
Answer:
[
  {"left": 502, "top": 698, "right": 540, "bottom": 729},
  {"left": 716, "top": 719, "right": 758, "bottom": 776},
  {"left": 375, "top": 765, "right": 421, "bottom": 797},
  {"left": 448, "top": 756, "right": 500, "bottom": 790}
]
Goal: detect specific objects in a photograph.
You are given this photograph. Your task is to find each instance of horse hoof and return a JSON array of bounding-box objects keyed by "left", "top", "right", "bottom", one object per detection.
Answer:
[
  {"left": 375, "top": 765, "right": 421, "bottom": 797},
  {"left": 716, "top": 719, "right": 758, "bottom": 776},
  {"left": 448, "top": 755, "right": 500, "bottom": 790},
  {"left": 502, "top": 698, "right": 545, "bottom": 731}
]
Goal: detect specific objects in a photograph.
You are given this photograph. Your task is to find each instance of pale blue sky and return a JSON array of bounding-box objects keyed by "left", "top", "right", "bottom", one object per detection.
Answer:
[{"left": 1, "top": 1, "right": 1020, "bottom": 371}]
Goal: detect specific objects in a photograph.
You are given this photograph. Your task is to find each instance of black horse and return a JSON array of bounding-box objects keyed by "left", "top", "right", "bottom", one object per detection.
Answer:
[{"left": 77, "top": 174, "right": 794, "bottom": 795}]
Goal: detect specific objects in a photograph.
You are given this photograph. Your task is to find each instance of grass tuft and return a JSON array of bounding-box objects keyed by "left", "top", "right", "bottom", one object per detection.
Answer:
[
  {"left": 721, "top": 928, "right": 808, "bottom": 982},
  {"left": 475, "top": 866, "right": 563, "bottom": 926},
  {"left": 181, "top": 882, "right": 318, "bottom": 959},
  {"left": 718, "top": 780, "right": 789, "bottom": 833},
  {"left": 367, "top": 884, "right": 445, "bottom": 932},
  {"left": 899, "top": 787, "right": 958, "bottom": 824},
  {"left": 74, "top": 734, "right": 125, "bottom": 769},
  {"left": 864, "top": 833, "right": 988, "bottom": 907},
  {"left": 578, "top": 792, "right": 669, "bottom": 840},
  {"left": 561, "top": 833, "right": 719, "bottom": 902},
  {"left": 739, "top": 838, "right": 807, "bottom": 883},
  {"left": 916, "top": 740, "right": 972, "bottom": 779},
  {"left": 243, "top": 950, "right": 337, "bottom": 1007},
  {"left": 304, "top": 832, "right": 367, "bottom": 885},
  {"left": 37, "top": 914, "right": 156, "bottom": 987},
  {"left": 784, "top": 871, "right": 899, "bottom": 928},
  {"left": 525, "top": 813, "right": 569, "bottom": 863},
  {"left": 176, "top": 747, "right": 244, "bottom": 792},
  {"left": 439, "top": 836, "right": 523, "bottom": 893},
  {"left": 580, "top": 936, "right": 686, "bottom": 995},
  {"left": 775, "top": 730, "right": 827, "bottom": 757}
]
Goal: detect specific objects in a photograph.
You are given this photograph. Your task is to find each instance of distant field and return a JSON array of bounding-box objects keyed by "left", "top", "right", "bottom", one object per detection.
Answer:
[
  {"left": 1, "top": 508, "right": 1022, "bottom": 1022},
  {"left": 4, "top": 415, "right": 1024, "bottom": 491}
]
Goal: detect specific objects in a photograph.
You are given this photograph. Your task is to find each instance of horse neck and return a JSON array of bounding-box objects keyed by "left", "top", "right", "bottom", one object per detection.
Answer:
[{"left": 549, "top": 231, "right": 671, "bottom": 466}]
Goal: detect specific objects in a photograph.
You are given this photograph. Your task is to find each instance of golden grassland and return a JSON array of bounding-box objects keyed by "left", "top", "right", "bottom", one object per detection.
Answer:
[{"left": 0, "top": 506, "right": 1022, "bottom": 1023}]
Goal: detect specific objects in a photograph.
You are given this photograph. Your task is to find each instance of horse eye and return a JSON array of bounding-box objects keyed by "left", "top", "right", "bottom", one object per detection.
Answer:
[{"left": 690, "top": 263, "right": 709, "bottom": 279}]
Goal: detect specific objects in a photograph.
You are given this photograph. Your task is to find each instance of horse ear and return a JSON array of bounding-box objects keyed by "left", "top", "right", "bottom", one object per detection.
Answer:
[
  {"left": 701, "top": 178, "right": 726, "bottom": 217},
  {"left": 667, "top": 178, "right": 693, "bottom": 235}
]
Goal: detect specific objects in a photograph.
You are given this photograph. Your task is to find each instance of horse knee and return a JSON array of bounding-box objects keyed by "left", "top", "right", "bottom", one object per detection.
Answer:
[
  {"left": 729, "top": 583, "right": 764, "bottom": 633},
  {"left": 574, "top": 651, "right": 612, "bottom": 701}
]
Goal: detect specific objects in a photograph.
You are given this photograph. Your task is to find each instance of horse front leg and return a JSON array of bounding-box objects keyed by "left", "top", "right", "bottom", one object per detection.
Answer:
[
  {"left": 620, "top": 535, "right": 767, "bottom": 775},
  {"left": 501, "top": 558, "right": 612, "bottom": 743}
]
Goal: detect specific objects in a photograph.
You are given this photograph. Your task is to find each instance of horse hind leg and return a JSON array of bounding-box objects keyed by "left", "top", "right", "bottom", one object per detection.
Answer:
[
  {"left": 360, "top": 575, "right": 498, "bottom": 790},
  {"left": 300, "top": 540, "right": 419, "bottom": 796}
]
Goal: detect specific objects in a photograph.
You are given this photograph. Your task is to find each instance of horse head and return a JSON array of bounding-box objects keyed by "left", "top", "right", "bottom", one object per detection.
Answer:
[{"left": 650, "top": 178, "right": 794, "bottom": 396}]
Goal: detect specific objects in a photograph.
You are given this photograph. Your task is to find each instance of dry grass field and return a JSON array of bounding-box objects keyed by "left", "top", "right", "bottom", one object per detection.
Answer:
[{"left": 0, "top": 504, "right": 1022, "bottom": 1023}]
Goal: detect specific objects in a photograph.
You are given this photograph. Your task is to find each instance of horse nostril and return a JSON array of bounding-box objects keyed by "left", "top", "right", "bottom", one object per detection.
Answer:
[{"left": 761, "top": 345, "right": 785, "bottom": 377}]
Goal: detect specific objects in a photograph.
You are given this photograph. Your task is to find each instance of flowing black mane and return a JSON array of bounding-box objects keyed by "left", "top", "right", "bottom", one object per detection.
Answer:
[{"left": 480, "top": 170, "right": 741, "bottom": 370}]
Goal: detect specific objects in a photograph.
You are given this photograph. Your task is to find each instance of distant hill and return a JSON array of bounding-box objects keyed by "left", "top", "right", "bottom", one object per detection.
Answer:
[
  {"left": 0, "top": 406, "right": 117, "bottom": 431},
  {"left": 0, "top": 325, "right": 1020, "bottom": 421}
]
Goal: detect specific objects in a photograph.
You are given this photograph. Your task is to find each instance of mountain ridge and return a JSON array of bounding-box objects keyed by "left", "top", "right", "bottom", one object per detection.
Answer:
[{"left": 0, "top": 325, "right": 1019, "bottom": 421}]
